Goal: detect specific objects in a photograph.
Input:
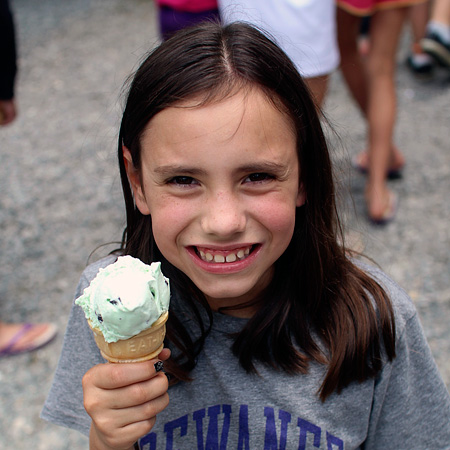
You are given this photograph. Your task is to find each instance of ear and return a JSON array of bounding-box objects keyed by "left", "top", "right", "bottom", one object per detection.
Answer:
[
  {"left": 122, "top": 146, "right": 151, "bottom": 215},
  {"left": 296, "top": 182, "right": 306, "bottom": 207}
]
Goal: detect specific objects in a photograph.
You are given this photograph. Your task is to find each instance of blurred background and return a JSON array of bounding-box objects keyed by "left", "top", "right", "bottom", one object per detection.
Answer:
[{"left": 0, "top": 0, "right": 448, "bottom": 447}]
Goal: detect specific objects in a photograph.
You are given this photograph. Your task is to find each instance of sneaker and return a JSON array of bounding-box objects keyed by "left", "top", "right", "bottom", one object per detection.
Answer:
[
  {"left": 421, "top": 31, "right": 450, "bottom": 69},
  {"left": 406, "top": 53, "right": 434, "bottom": 79}
]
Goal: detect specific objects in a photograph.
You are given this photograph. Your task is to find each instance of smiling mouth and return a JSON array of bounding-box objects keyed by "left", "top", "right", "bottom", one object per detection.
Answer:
[{"left": 195, "top": 245, "right": 255, "bottom": 263}]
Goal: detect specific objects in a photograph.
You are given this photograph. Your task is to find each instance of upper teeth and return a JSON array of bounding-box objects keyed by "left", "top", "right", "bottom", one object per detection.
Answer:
[{"left": 198, "top": 247, "right": 251, "bottom": 263}]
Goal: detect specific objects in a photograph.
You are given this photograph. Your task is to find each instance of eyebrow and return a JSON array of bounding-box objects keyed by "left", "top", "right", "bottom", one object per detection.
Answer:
[
  {"left": 153, "top": 165, "right": 207, "bottom": 176},
  {"left": 154, "top": 161, "right": 290, "bottom": 176},
  {"left": 236, "top": 161, "right": 290, "bottom": 174}
]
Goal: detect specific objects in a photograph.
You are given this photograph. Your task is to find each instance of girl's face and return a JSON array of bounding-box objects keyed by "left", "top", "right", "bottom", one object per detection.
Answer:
[{"left": 124, "top": 89, "right": 305, "bottom": 317}]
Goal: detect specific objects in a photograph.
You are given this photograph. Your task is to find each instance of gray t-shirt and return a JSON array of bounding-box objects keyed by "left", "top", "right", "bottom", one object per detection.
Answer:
[{"left": 41, "top": 256, "right": 450, "bottom": 449}]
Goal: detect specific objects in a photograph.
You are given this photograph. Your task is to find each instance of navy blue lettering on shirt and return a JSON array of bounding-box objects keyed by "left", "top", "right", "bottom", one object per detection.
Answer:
[{"left": 138, "top": 404, "right": 344, "bottom": 449}]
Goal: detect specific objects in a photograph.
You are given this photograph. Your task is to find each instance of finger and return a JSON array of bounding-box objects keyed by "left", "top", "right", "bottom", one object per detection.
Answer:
[
  {"left": 86, "top": 359, "right": 166, "bottom": 390},
  {"left": 158, "top": 347, "right": 171, "bottom": 361},
  {"left": 91, "top": 417, "right": 156, "bottom": 450},
  {"left": 109, "top": 372, "right": 169, "bottom": 410},
  {"left": 118, "top": 390, "right": 170, "bottom": 427},
  {"left": 92, "top": 390, "right": 169, "bottom": 439},
  {"left": 113, "top": 417, "right": 157, "bottom": 448}
]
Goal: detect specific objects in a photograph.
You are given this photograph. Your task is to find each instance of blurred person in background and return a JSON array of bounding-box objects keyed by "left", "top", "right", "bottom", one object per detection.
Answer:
[
  {"left": 0, "top": 0, "right": 17, "bottom": 125},
  {"left": 0, "top": 0, "right": 57, "bottom": 356},
  {"left": 154, "top": 0, "right": 220, "bottom": 40},
  {"left": 336, "top": 0, "right": 428, "bottom": 224},
  {"left": 218, "top": 0, "right": 339, "bottom": 107}
]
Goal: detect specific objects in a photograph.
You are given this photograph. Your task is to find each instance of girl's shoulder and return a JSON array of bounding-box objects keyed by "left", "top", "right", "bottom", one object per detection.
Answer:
[
  {"left": 75, "top": 254, "right": 120, "bottom": 297},
  {"left": 354, "top": 258, "right": 417, "bottom": 335},
  {"left": 81, "top": 254, "right": 119, "bottom": 282}
]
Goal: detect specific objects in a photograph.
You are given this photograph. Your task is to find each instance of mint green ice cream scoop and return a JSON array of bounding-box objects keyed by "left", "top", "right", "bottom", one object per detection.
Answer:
[{"left": 76, "top": 256, "right": 170, "bottom": 343}]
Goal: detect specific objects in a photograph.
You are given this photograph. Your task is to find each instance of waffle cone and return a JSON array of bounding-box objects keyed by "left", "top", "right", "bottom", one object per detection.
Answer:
[{"left": 89, "top": 311, "right": 168, "bottom": 363}]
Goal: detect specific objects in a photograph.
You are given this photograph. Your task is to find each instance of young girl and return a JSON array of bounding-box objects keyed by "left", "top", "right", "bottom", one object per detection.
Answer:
[{"left": 42, "top": 22, "right": 450, "bottom": 449}]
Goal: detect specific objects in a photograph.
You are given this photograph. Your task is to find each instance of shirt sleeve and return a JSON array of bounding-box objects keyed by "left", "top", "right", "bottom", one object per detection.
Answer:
[
  {"left": 40, "top": 259, "right": 116, "bottom": 436},
  {"left": 365, "top": 311, "right": 450, "bottom": 449}
]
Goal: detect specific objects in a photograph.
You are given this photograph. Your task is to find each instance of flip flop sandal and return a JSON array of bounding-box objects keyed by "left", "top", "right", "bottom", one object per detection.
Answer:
[
  {"left": 351, "top": 153, "right": 404, "bottom": 180},
  {"left": 0, "top": 323, "right": 57, "bottom": 357}
]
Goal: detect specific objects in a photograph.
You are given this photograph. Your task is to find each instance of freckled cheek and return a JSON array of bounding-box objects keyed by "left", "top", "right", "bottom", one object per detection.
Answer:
[
  {"left": 255, "top": 202, "right": 297, "bottom": 235},
  {"left": 150, "top": 201, "right": 196, "bottom": 247}
]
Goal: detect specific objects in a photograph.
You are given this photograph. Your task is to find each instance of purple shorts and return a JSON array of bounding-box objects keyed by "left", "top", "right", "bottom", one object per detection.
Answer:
[{"left": 158, "top": 6, "right": 220, "bottom": 40}]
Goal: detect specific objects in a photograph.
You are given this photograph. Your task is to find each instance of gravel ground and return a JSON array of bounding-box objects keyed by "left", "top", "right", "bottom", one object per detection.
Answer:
[{"left": 0, "top": 0, "right": 449, "bottom": 447}]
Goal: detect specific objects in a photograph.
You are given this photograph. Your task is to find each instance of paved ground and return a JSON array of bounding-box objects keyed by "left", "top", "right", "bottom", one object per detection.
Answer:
[{"left": 0, "top": 0, "right": 449, "bottom": 447}]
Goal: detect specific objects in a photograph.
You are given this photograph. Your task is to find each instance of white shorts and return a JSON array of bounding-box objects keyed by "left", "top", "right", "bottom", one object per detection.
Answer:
[{"left": 218, "top": 0, "right": 339, "bottom": 78}]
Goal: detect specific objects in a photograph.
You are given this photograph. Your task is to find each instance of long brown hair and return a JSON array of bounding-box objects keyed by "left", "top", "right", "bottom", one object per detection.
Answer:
[{"left": 118, "top": 22, "right": 395, "bottom": 401}]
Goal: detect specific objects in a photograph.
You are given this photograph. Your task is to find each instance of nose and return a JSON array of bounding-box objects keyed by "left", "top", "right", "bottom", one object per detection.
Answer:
[{"left": 200, "top": 190, "right": 246, "bottom": 238}]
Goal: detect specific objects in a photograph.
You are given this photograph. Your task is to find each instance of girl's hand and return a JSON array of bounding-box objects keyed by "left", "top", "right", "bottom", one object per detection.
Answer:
[{"left": 83, "top": 349, "right": 170, "bottom": 450}]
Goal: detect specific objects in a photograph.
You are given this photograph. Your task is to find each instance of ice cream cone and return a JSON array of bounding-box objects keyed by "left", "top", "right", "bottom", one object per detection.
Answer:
[{"left": 89, "top": 311, "right": 168, "bottom": 363}]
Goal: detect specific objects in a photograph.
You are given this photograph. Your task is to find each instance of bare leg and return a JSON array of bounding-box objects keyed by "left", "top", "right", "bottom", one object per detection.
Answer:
[
  {"left": 337, "top": 9, "right": 368, "bottom": 112},
  {"left": 304, "top": 75, "right": 329, "bottom": 108},
  {"left": 407, "top": 2, "right": 433, "bottom": 66},
  {"left": 430, "top": 0, "right": 450, "bottom": 24},
  {"left": 337, "top": 8, "right": 406, "bottom": 179},
  {"left": 410, "top": 2, "right": 430, "bottom": 39},
  {"left": 365, "top": 7, "right": 408, "bottom": 220}
]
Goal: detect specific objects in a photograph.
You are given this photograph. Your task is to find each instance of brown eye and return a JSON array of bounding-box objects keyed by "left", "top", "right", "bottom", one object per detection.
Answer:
[
  {"left": 245, "top": 173, "right": 273, "bottom": 183},
  {"left": 169, "top": 176, "right": 197, "bottom": 185}
]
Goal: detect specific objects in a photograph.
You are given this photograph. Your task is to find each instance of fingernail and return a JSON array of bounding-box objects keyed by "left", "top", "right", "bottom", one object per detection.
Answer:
[
  {"left": 154, "top": 361, "right": 164, "bottom": 372},
  {"left": 165, "top": 372, "right": 172, "bottom": 382}
]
